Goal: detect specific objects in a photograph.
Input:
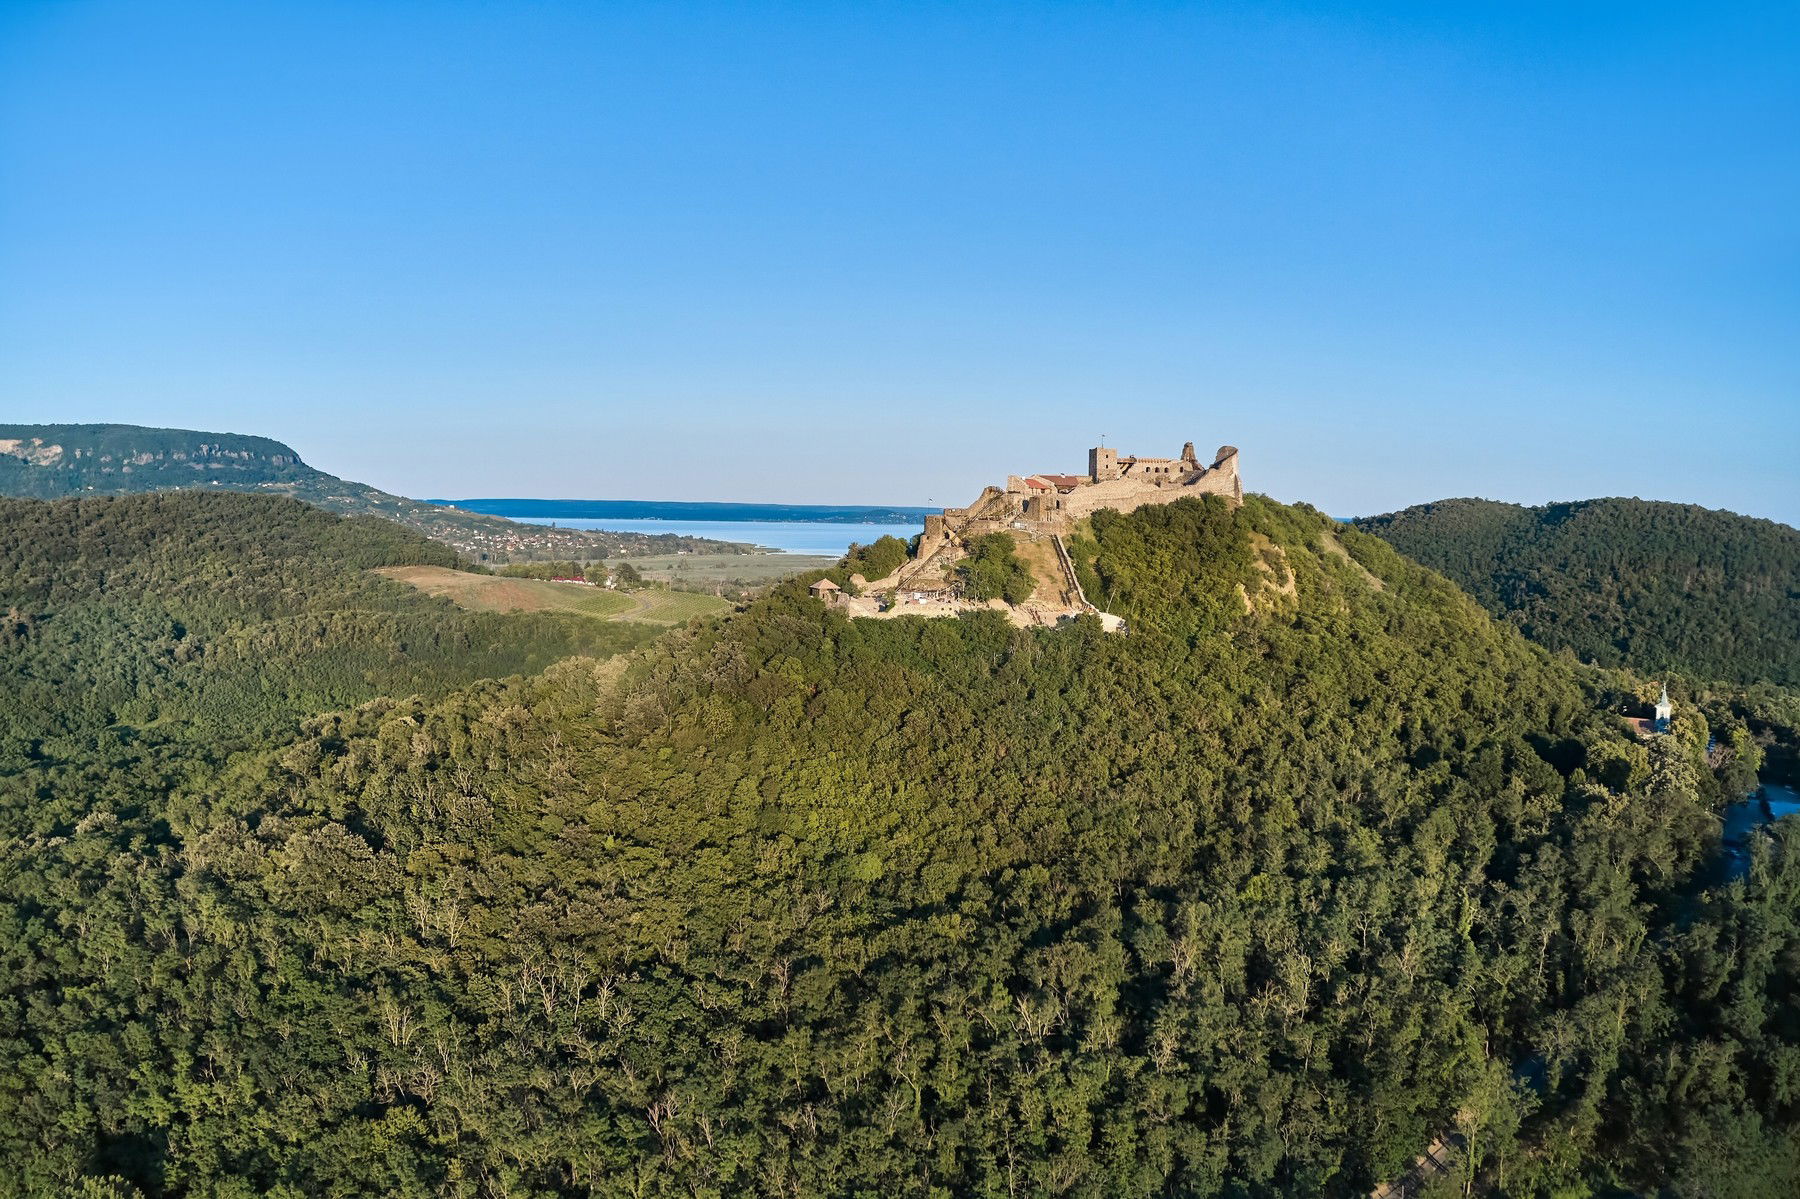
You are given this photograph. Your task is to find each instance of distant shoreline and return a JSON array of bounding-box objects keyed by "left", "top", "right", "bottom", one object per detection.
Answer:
[{"left": 431, "top": 498, "right": 939, "bottom": 525}]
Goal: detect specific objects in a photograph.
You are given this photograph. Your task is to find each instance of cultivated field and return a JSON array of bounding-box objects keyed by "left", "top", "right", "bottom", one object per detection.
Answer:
[
  {"left": 376, "top": 566, "right": 730, "bottom": 624},
  {"left": 605, "top": 552, "right": 835, "bottom": 585},
  {"left": 623, "top": 589, "right": 738, "bottom": 623}
]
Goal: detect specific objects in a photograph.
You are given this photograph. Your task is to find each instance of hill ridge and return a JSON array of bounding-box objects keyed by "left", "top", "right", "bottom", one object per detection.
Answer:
[
  {"left": 1354, "top": 494, "right": 1800, "bottom": 685},
  {"left": 0, "top": 422, "right": 749, "bottom": 563}
]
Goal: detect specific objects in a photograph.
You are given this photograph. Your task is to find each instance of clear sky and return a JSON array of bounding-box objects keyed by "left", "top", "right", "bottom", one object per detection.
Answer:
[{"left": 3, "top": 2, "right": 1795, "bottom": 521}]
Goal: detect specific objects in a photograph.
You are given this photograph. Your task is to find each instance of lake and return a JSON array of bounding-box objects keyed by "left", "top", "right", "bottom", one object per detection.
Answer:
[
  {"left": 1719, "top": 781, "right": 1800, "bottom": 881},
  {"left": 511, "top": 516, "right": 925, "bottom": 557}
]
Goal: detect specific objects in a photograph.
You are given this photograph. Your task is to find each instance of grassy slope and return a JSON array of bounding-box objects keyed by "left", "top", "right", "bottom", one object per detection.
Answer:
[{"left": 1007, "top": 532, "right": 1074, "bottom": 605}]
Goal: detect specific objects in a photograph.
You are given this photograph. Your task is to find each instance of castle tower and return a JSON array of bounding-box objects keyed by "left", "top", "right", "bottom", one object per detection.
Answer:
[{"left": 1089, "top": 446, "right": 1120, "bottom": 482}]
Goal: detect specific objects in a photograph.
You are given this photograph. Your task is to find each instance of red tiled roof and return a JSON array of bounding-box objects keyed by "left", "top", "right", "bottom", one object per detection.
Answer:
[
  {"left": 1023, "top": 476, "right": 1053, "bottom": 489},
  {"left": 1040, "top": 474, "right": 1085, "bottom": 488}
]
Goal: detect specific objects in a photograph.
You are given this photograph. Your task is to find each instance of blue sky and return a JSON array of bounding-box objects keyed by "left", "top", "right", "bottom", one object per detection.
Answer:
[{"left": 3, "top": 2, "right": 1795, "bottom": 520}]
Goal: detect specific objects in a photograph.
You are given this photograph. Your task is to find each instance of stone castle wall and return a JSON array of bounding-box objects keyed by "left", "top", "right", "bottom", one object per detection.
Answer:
[
  {"left": 1012, "top": 444, "right": 1241, "bottom": 529},
  {"left": 886, "top": 441, "right": 1242, "bottom": 594},
  {"left": 1050, "top": 467, "right": 1238, "bottom": 522}
]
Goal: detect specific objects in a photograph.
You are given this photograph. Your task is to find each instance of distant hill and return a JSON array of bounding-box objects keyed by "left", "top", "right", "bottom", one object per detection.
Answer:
[
  {"left": 1354, "top": 496, "right": 1800, "bottom": 685},
  {"left": 0, "top": 423, "right": 749, "bottom": 563}
]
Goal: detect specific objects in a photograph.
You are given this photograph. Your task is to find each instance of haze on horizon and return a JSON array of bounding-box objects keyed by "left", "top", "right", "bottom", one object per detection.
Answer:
[{"left": 2, "top": 2, "right": 1795, "bottom": 523}]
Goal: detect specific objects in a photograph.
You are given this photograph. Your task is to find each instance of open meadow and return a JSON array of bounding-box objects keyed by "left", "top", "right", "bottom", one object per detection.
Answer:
[
  {"left": 375, "top": 565, "right": 731, "bottom": 624},
  {"left": 604, "top": 551, "right": 835, "bottom": 585}
]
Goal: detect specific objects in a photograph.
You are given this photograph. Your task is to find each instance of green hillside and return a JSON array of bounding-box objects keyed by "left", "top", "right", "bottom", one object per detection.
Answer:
[
  {"left": 0, "top": 423, "right": 750, "bottom": 563},
  {"left": 1354, "top": 496, "right": 1800, "bottom": 686},
  {"left": 0, "top": 492, "right": 663, "bottom": 761},
  {"left": 3, "top": 491, "right": 1796, "bottom": 1196}
]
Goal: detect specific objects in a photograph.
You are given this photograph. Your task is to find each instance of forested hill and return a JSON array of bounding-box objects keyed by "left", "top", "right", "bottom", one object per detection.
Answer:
[
  {"left": 0, "top": 423, "right": 746, "bottom": 563},
  {"left": 0, "top": 492, "right": 660, "bottom": 761},
  {"left": 1354, "top": 496, "right": 1800, "bottom": 685},
  {"left": 6, "top": 490, "right": 1796, "bottom": 1196}
]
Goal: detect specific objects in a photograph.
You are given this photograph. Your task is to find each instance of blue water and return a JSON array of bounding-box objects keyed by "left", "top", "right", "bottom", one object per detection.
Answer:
[
  {"left": 436, "top": 498, "right": 937, "bottom": 524},
  {"left": 1720, "top": 782, "right": 1800, "bottom": 881},
  {"left": 512, "top": 516, "right": 924, "bottom": 557}
]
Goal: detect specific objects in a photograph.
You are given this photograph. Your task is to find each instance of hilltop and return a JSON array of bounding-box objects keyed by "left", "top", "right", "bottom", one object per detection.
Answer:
[
  {"left": 1354, "top": 496, "right": 1800, "bottom": 686},
  {"left": 0, "top": 423, "right": 751, "bottom": 563},
  {"left": 5, "top": 484, "right": 1795, "bottom": 1195},
  {"left": 810, "top": 437, "right": 1242, "bottom": 628}
]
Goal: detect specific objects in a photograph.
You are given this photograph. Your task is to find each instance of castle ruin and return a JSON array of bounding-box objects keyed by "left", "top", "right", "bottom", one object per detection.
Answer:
[
  {"left": 917, "top": 441, "right": 1241, "bottom": 550},
  {"left": 837, "top": 440, "right": 1242, "bottom": 628}
]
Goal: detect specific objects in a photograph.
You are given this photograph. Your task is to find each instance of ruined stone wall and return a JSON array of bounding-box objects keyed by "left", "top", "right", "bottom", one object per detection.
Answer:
[
  {"left": 1116, "top": 457, "right": 1183, "bottom": 482},
  {"left": 964, "top": 486, "right": 1012, "bottom": 520},
  {"left": 914, "top": 441, "right": 1240, "bottom": 563},
  {"left": 1050, "top": 445, "right": 1241, "bottom": 521},
  {"left": 961, "top": 517, "right": 1012, "bottom": 538},
  {"left": 1055, "top": 467, "right": 1238, "bottom": 521}
]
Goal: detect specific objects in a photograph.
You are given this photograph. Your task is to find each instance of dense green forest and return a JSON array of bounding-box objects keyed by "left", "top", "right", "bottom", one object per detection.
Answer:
[
  {"left": 0, "top": 493, "right": 660, "bottom": 757},
  {"left": 3, "top": 492, "right": 1797, "bottom": 1196},
  {"left": 1354, "top": 497, "right": 1800, "bottom": 686},
  {"left": 0, "top": 423, "right": 743, "bottom": 563}
]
